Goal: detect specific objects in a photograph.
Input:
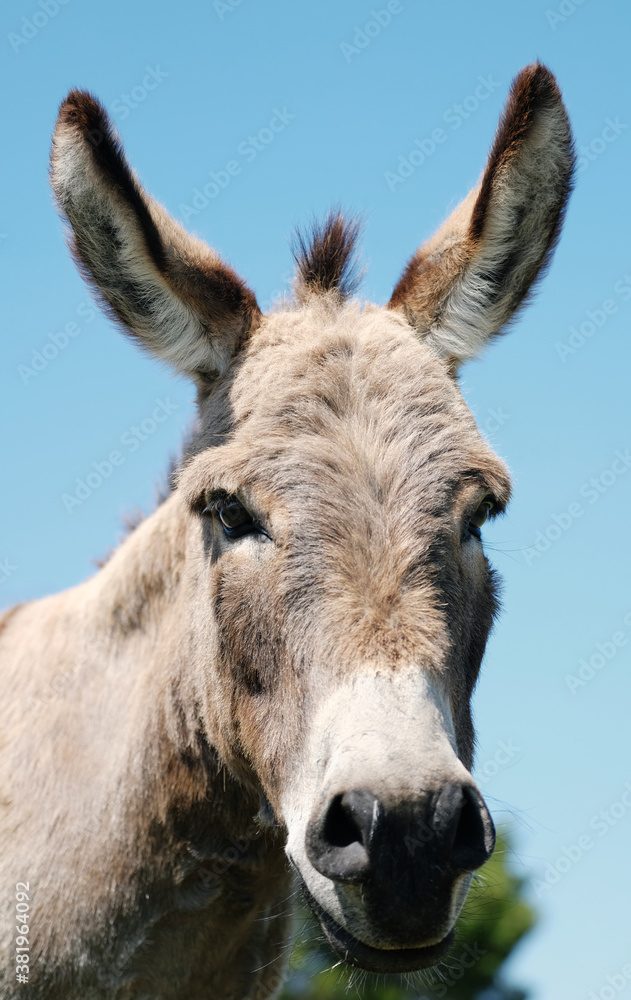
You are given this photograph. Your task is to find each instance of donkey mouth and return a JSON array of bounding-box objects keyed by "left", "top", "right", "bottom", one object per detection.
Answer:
[{"left": 301, "top": 884, "right": 454, "bottom": 973}]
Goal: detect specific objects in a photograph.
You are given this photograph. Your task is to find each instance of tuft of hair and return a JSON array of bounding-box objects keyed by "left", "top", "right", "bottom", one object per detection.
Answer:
[{"left": 291, "top": 211, "right": 363, "bottom": 302}]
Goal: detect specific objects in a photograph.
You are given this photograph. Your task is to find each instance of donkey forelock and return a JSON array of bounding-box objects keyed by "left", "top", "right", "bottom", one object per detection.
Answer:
[
  {"left": 0, "top": 62, "right": 574, "bottom": 998},
  {"left": 291, "top": 211, "right": 363, "bottom": 302}
]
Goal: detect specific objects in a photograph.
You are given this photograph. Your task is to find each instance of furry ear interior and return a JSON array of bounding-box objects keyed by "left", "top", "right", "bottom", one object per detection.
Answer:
[
  {"left": 50, "top": 90, "right": 260, "bottom": 384},
  {"left": 388, "top": 63, "right": 575, "bottom": 371}
]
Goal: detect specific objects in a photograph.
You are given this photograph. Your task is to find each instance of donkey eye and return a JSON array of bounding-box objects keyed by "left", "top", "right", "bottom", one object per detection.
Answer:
[
  {"left": 467, "top": 498, "right": 495, "bottom": 540},
  {"left": 202, "top": 497, "right": 261, "bottom": 539},
  {"left": 218, "top": 499, "right": 256, "bottom": 538}
]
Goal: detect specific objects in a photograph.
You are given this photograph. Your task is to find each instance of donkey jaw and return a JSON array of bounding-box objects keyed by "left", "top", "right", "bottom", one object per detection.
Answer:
[
  {"left": 299, "top": 882, "right": 458, "bottom": 973},
  {"left": 290, "top": 860, "right": 473, "bottom": 972}
]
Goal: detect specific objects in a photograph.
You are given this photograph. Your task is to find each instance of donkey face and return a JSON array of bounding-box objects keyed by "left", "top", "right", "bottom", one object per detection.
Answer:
[
  {"left": 177, "top": 303, "right": 511, "bottom": 970},
  {"left": 50, "top": 64, "right": 573, "bottom": 973}
]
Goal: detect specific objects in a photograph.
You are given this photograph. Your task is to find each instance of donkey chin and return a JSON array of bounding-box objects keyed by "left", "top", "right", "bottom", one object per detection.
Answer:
[{"left": 282, "top": 671, "right": 496, "bottom": 973}]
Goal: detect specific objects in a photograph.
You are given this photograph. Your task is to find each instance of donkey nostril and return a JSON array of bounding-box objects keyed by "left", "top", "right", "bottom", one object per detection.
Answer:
[
  {"left": 323, "top": 794, "right": 364, "bottom": 848},
  {"left": 306, "top": 790, "right": 377, "bottom": 883},
  {"left": 451, "top": 785, "right": 496, "bottom": 872}
]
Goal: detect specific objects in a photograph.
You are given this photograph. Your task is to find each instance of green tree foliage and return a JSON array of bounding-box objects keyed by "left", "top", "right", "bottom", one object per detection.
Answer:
[{"left": 280, "top": 831, "right": 535, "bottom": 1000}]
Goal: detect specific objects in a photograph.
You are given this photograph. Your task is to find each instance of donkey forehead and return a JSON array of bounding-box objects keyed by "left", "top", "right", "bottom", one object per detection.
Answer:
[
  {"left": 189, "top": 302, "right": 511, "bottom": 506},
  {"left": 235, "top": 304, "right": 441, "bottom": 414}
]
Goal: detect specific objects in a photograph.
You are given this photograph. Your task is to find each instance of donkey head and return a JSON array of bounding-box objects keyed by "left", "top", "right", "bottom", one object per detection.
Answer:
[{"left": 50, "top": 64, "right": 573, "bottom": 973}]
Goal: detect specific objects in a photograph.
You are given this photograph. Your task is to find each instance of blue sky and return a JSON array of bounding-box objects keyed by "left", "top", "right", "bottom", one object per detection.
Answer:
[{"left": 1, "top": 1, "right": 630, "bottom": 997}]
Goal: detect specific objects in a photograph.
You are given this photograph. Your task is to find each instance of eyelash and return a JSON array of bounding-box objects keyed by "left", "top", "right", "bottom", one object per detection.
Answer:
[
  {"left": 201, "top": 492, "right": 499, "bottom": 545},
  {"left": 465, "top": 496, "right": 498, "bottom": 541},
  {"left": 202, "top": 494, "right": 269, "bottom": 540}
]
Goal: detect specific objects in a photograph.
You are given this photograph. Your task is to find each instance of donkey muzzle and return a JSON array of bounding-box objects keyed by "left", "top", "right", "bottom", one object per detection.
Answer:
[
  {"left": 282, "top": 669, "right": 496, "bottom": 970},
  {"left": 305, "top": 782, "right": 495, "bottom": 949}
]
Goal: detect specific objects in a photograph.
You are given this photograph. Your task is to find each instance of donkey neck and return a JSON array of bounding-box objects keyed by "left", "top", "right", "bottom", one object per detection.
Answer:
[{"left": 89, "top": 491, "right": 188, "bottom": 636}]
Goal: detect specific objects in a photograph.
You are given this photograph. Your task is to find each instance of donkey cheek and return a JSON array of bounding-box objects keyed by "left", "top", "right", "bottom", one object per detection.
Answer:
[{"left": 233, "top": 688, "right": 304, "bottom": 809}]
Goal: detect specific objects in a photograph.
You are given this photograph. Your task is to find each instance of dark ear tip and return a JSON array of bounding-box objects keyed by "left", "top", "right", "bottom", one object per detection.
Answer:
[
  {"left": 56, "top": 89, "right": 110, "bottom": 136},
  {"left": 511, "top": 61, "right": 564, "bottom": 111}
]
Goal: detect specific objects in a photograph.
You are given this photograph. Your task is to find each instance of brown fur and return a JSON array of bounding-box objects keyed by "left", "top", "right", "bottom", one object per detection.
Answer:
[{"left": 0, "top": 64, "right": 573, "bottom": 998}]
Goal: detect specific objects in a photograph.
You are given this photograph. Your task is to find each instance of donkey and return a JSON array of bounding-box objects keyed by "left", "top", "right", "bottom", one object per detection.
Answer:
[{"left": 0, "top": 63, "right": 573, "bottom": 999}]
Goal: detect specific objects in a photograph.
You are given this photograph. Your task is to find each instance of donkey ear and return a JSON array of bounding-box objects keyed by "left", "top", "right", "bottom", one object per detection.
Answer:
[
  {"left": 50, "top": 90, "right": 260, "bottom": 384},
  {"left": 388, "top": 63, "right": 574, "bottom": 371}
]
